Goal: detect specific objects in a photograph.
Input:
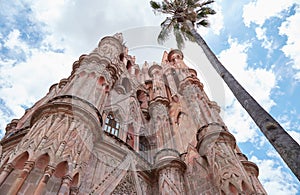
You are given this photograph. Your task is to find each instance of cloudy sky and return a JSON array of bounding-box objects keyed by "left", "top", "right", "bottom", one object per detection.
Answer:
[{"left": 0, "top": 0, "right": 300, "bottom": 194}]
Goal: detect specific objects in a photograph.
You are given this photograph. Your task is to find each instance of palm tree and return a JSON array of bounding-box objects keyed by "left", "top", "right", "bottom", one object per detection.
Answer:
[{"left": 150, "top": 0, "right": 300, "bottom": 181}]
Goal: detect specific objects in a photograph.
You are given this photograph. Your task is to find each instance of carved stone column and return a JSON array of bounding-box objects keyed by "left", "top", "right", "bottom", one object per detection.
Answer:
[
  {"left": 33, "top": 165, "right": 55, "bottom": 195},
  {"left": 148, "top": 64, "right": 168, "bottom": 100},
  {"left": 163, "top": 66, "right": 178, "bottom": 97},
  {"left": 198, "top": 131, "right": 255, "bottom": 194},
  {"left": 57, "top": 175, "right": 72, "bottom": 195},
  {"left": 0, "top": 163, "right": 14, "bottom": 186},
  {"left": 149, "top": 102, "right": 172, "bottom": 150},
  {"left": 154, "top": 149, "right": 186, "bottom": 195},
  {"left": 180, "top": 84, "right": 208, "bottom": 129},
  {"left": 237, "top": 153, "right": 267, "bottom": 195},
  {"left": 7, "top": 161, "right": 34, "bottom": 195}
]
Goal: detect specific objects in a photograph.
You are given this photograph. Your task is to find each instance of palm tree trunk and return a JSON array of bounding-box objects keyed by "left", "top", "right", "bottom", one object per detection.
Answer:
[{"left": 186, "top": 21, "right": 300, "bottom": 181}]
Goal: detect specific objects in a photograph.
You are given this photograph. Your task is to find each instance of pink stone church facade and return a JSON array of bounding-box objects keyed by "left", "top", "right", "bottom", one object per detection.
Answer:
[{"left": 0, "top": 34, "right": 266, "bottom": 194}]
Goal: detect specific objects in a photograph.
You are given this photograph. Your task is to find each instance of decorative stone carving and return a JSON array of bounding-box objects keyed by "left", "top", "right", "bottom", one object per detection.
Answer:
[
  {"left": 206, "top": 142, "right": 255, "bottom": 194},
  {"left": 96, "top": 35, "right": 123, "bottom": 61},
  {"left": 129, "top": 101, "right": 139, "bottom": 122},
  {"left": 0, "top": 163, "right": 14, "bottom": 185},
  {"left": 155, "top": 149, "right": 186, "bottom": 195},
  {"left": 149, "top": 102, "right": 168, "bottom": 118},
  {"left": 113, "top": 33, "right": 124, "bottom": 44},
  {"left": 138, "top": 175, "right": 152, "bottom": 195},
  {"left": 111, "top": 172, "right": 137, "bottom": 195}
]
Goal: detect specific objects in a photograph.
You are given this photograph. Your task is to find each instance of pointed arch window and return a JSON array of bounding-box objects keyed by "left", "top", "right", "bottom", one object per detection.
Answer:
[{"left": 103, "top": 113, "right": 120, "bottom": 137}]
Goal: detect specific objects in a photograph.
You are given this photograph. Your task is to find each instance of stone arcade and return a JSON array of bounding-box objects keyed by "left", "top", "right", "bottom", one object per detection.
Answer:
[{"left": 0, "top": 34, "right": 266, "bottom": 194}]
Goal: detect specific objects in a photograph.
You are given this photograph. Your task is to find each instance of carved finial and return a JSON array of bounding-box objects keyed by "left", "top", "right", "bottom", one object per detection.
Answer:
[
  {"left": 113, "top": 33, "right": 124, "bottom": 44},
  {"left": 161, "top": 51, "right": 169, "bottom": 65},
  {"left": 142, "top": 61, "right": 149, "bottom": 69},
  {"left": 167, "top": 49, "right": 184, "bottom": 62}
]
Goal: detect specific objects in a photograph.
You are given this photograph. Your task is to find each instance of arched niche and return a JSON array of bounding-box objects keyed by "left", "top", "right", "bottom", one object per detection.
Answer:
[
  {"left": 44, "top": 161, "right": 69, "bottom": 194},
  {"left": 71, "top": 172, "right": 79, "bottom": 188},
  {"left": 98, "top": 76, "right": 106, "bottom": 86},
  {"left": 19, "top": 153, "right": 50, "bottom": 194},
  {"left": 53, "top": 161, "right": 69, "bottom": 179},
  {"left": 12, "top": 151, "right": 29, "bottom": 170},
  {"left": 121, "top": 77, "right": 132, "bottom": 93},
  {"left": 0, "top": 152, "right": 29, "bottom": 194},
  {"left": 35, "top": 153, "right": 50, "bottom": 170},
  {"left": 126, "top": 60, "right": 133, "bottom": 71},
  {"left": 119, "top": 53, "right": 125, "bottom": 62}
]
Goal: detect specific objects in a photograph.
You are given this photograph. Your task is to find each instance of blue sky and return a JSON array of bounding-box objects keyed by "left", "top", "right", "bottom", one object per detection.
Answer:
[{"left": 0, "top": 0, "right": 300, "bottom": 194}]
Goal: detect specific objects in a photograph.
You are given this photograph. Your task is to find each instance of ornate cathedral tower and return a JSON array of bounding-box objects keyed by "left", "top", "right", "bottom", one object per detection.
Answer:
[{"left": 0, "top": 34, "right": 266, "bottom": 194}]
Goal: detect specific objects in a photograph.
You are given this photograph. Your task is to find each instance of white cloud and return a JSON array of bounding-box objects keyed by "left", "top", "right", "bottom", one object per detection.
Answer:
[
  {"left": 4, "top": 29, "right": 29, "bottom": 56},
  {"left": 28, "top": 0, "right": 67, "bottom": 26},
  {"left": 223, "top": 100, "right": 258, "bottom": 143},
  {"left": 208, "top": 0, "right": 224, "bottom": 35},
  {"left": 27, "top": 0, "right": 224, "bottom": 55},
  {"left": 218, "top": 38, "right": 276, "bottom": 143},
  {"left": 219, "top": 38, "right": 276, "bottom": 110},
  {"left": 243, "top": 0, "right": 296, "bottom": 27},
  {"left": 197, "top": 0, "right": 224, "bottom": 36},
  {"left": 0, "top": 49, "right": 73, "bottom": 117},
  {"left": 276, "top": 114, "right": 300, "bottom": 145},
  {"left": 0, "top": 2, "right": 28, "bottom": 25},
  {"left": 255, "top": 27, "right": 274, "bottom": 57},
  {"left": 250, "top": 156, "right": 299, "bottom": 195},
  {"left": 278, "top": 6, "right": 300, "bottom": 80},
  {"left": 4, "top": 29, "right": 21, "bottom": 49},
  {"left": 27, "top": 0, "right": 165, "bottom": 56},
  {"left": 0, "top": 28, "right": 74, "bottom": 133}
]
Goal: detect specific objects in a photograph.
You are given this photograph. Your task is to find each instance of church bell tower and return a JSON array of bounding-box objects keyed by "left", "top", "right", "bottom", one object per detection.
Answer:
[{"left": 0, "top": 33, "right": 266, "bottom": 194}]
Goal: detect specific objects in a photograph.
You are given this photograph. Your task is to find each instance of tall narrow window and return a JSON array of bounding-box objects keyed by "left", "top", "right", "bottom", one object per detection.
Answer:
[
  {"left": 103, "top": 113, "right": 120, "bottom": 137},
  {"left": 139, "top": 136, "right": 150, "bottom": 160}
]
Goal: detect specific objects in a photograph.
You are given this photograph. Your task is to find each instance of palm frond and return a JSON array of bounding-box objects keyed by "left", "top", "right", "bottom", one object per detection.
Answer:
[
  {"left": 173, "top": 24, "right": 185, "bottom": 49},
  {"left": 150, "top": 0, "right": 216, "bottom": 49},
  {"left": 162, "top": 3, "right": 168, "bottom": 10},
  {"left": 174, "top": 0, "right": 181, "bottom": 7},
  {"left": 197, "top": 7, "right": 216, "bottom": 16},
  {"left": 196, "top": 19, "right": 209, "bottom": 27},
  {"left": 196, "top": 7, "right": 216, "bottom": 26},
  {"left": 181, "top": 26, "right": 196, "bottom": 42},
  {"left": 150, "top": 1, "right": 161, "bottom": 10},
  {"left": 187, "top": 0, "right": 197, "bottom": 6},
  {"left": 157, "top": 17, "right": 175, "bottom": 44},
  {"left": 163, "top": 0, "right": 175, "bottom": 12},
  {"left": 198, "top": 0, "right": 215, "bottom": 7},
  {"left": 150, "top": 0, "right": 175, "bottom": 14}
]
